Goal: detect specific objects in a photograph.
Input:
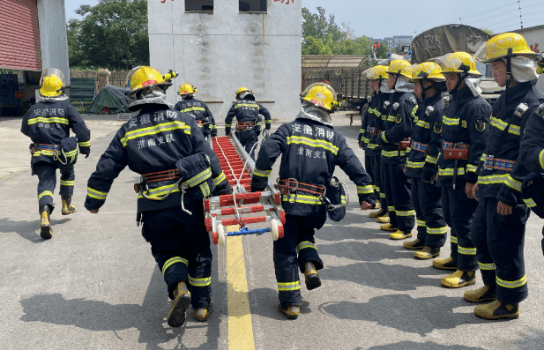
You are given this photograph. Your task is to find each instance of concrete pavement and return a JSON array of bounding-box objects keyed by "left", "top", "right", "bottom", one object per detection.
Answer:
[{"left": 1, "top": 114, "right": 544, "bottom": 349}]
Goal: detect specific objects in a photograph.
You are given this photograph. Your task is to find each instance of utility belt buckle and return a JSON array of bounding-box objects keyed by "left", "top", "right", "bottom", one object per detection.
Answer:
[
  {"left": 287, "top": 178, "right": 299, "bottom": 204},
  {"left": 484, "top": 155, "right": 494, "bottom": 170}
]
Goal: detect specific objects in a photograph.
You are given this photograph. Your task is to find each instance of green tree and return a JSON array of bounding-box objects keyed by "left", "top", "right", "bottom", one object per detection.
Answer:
[
  {"left": 67, "top": 0, "right": 149, "bottom": 70},
  {"left": 302, "top": 37, "right": 332, "bottom": 55}
]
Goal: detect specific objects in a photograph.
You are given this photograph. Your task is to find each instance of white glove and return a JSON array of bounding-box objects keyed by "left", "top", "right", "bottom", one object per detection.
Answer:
[{"left": 262, "top": 129, "right": 271, "bottom": 139}]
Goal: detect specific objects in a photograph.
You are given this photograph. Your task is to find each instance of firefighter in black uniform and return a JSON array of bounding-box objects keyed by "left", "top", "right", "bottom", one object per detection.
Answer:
[
  {"left": 378, "top": 60, "right": 417, "bottom": 240},
  {"left": 21, "top": 68, "right": 91, "bottom": 240},
  {"left": 433, "top": 52, "right": 492, "bottom": 289},
  {"left": 225, "top": 87, "right": 271, "bottom": 159},
  {"left": 465, "top": 33, "right": 544, "bottom": 320},
  {"left": 368, "top": 66, "right": 395, "bottom": 222},
  {"left": 251, "top": 83, "right": 375, "bottom": 319},
  {"left": 403, "top": 62, "right": 449, "bottom": 260},
  {"left": 84, "top": 66, "right": 231, "bottom": 328},
  {"left": 359, "top": 67, "right": 381, "bottom": 204},
  {"left": 174, "top": 82, "right": 217, "bottom": 140}
]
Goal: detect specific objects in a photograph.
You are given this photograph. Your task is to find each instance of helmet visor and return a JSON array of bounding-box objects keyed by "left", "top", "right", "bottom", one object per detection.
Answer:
[
  {"left": 125, "top": 66, "right": 142, "bottom": 89},
  {"left": 362, "top": 67, "right": 374, "bottom": 80},
  {"left": 40, "top": 68, "right": 65, "bottom": 87}
]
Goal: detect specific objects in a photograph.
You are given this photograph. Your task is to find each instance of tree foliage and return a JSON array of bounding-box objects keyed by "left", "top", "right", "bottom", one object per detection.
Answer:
[
  {"left": 302, "top": 7, "right": 390, "bottom": 59},
  {"left": 67, "top": 0, "right": 149, "bottom": 70}
]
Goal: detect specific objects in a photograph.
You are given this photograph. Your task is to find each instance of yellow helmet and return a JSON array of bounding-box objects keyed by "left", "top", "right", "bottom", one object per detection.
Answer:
[
  {"left": 300, "top": 82, "right": 340, "bottom": 112},
  {"left": 178, "top": 82, "right": 198, "bottom": 96},
  {"left": 126, "top": 66, "right": 173, "bottom": 99},
  {"left": 412, "top": 62, "right": 446, "bottom": 81},
  {"left": 386, "top": 60, "right": 412, "bottom": 79},
  {"left": 435, "top": 52, "right": 482, "bottom": 76},
  {"left": 474, "top": 32, "right": 538, "bottom": 63},
  {"left": 39, "top": 68, "right": 65, "bottom": 97},
  {"left": 362, "top": 67, "right": 375, "bottom": 80},
  {"left": 372, "top": 65, "right": 390, "bottom": 80},
  {"left": 235, "top": 87, "right": 254, "bottom": 98}
]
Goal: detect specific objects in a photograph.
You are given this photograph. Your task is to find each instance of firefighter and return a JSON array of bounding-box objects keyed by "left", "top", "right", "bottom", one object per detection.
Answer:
[
  {"left": 432, "top": 52, "right": 492, "bottom": 288},
  {"left": 465, "top": 33, "right": 544, "bottom": 320},
  {"left": 174, "top": 82, "right": 217, "bottom": 140},
  {"left": 84, "top": 66, "right": 231, "bottom": 328},
  {"left": 20, "top": 68, "right": 91, "bottom": 240},
  {"left": 367, "top": 65, "right": 395, "bottom": 221},
  {"left": 359, "top": 67, "right": 381, "bottom": 206},
  {"left": 403, "top": 62, "right": 449, "bottom": 260},
  {"left": 377, "top": 60, "right": 417, "bottom": 240},
  {"left": 225, "top": 87, "right": 272, "bottom": 159},
  {"left": 250, "top": 83, "right": 375, "bottom": 319}
]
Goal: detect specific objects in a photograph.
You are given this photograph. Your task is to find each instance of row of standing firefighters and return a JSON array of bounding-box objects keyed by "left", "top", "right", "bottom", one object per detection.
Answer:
[
  {"left": 358, "top": 32, "right": 544, "bottom": 320},
  {"left": 19, "top": 31, "right": 544, "bottom": 327}
]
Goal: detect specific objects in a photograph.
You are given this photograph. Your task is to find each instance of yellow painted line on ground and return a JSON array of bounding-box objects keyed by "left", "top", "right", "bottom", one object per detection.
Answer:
[{"left": 226, "top": 225, "right": 255, "bottom": 350}]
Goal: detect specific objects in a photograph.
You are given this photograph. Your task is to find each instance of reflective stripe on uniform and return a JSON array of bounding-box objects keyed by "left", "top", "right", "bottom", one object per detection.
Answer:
[
  {"left": 508, "top": 124, "right": 520, "bottom": 135},
  {"left": 225, "top": 124, "right": 232, "bottom": 128},
  {"left": 278, "top": 281, "right": 301, "bottom": 291},
  {"left": 505, "top": 175, "right": 522, "bottom": 192},
  {"left": 162, "top": 256, "right": 189, "bottom": 276},
  {"left": 496, "top": 275, "right": 527, "bottom": 289},
  {"left": 253, "top": 168, "right": 271, "bottom": 178},
  {"left": 467, "top": 164, "right": 478, "bottom": 173},
  {"left": 60, "top": 180, "right": 74, "bottom": 186},
  {"left": 523, "top": 198, "right": 537, "bottom": 208},
  {"left": 439, "top": 167, "right": 466, "bottom": 176},
  {"left": 199, "top": 182, "right": 211, "bottom": 197},
  {"left": 380, "top": 192, "right": 386, "bottom": 199},
  {"left": 416, "top": 120, "right": 430, "bottom": 129},
  {"left": 451, "top": 236, "right": 458, "bottom": 244},
  {"left": 120, "top": 121, "right": 191, "bottom": 147},
  {"left": 286, "top": 136, "right": 339, "bottom": 155},
  {"left": 387, "top": 115, "right": 396, "bottom": 122},
  {"left": 396, "top": 210, "right": 415, "bottom": 217},
  {"left": 368, "top": 143, "right": 379, "bottom": 149},
  {"left": 235, "top": 103, "right": 258, "bottom": 109},
  {"left": 443, "top": 116, "right": 459, "bottom": 126},
  {"left": 426, "top": 155, "right": 438, "bottom": 164},
  {"left": 297, "top": 241, "right": 317, "bottom": 252},
  {"left": 416, "top": 219, "right": 426, "bottom": 227},
  {"left": 490, "top": 116, "right": 508, "bottom": 131},
  {"left": 38, "top": 191, "right": 54, "bottom": 200},
  {"left": 87, "top": 187, "right": 108, "bottom": 200},
  {"left": 382, "top": 150, "right": 406, "bottom": 157},
  {"left": 282, "top": 194, "right": 322, "bottom": 205},
  {"left": 265, "top": 120, "right": 271, "bottom": 124},
  {"left": 427, "top": 226, "right": 448, "bottom": 235},
  {"left": 479, "top": 262, "right": 496, "bottom": 271},
  {"left": 184, "top": 167, "right": 211, "bottom": 188},
  {"left": 407, "top": 160, "right": 425, "bottom": 169},
  {"left": 33, "top": 150, "right": 57, "bottom": 157},
  {"left": 189, "top": 275, "right": 211, "bottom": 287},
  {"left": 213, "top": 172, "right": 227, "bottom": 185},
  {"left": 388, "top": 206, "right": 395, "bottom": 212},
  {"left": 357, "top": 185, "right": 374, "bottom": 195},
  {"left": 138, "top": 183, "right": 180, "bottom": 199},
  {"left": 458, "top": 246, "right": 476, "bottom": 255},
  {"left": 78, "top": 141, "right": 91, "bottom": 147},
  {"left": 478, "top": 174, "right": 521, "bottom": 192},
  {"left": 28, "top": 117, "right": 69, "bottom": 125},
  {"left": 540, "top": 149, "right": 544, "bottom": 170},
  {"left": 181, "top": 107, "right": 206, "bottom": 113},
  {"left": 381, "top": 133, "right": 388, "bottom": 143}
]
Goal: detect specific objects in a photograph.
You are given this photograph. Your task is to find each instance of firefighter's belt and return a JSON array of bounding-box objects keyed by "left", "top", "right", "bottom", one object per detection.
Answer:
[
  {"left": 397, "top": 138, "right": 411, "bottom": 150},
  {"left": 32, "top": 143, "right": 61, "bottom": 151},
  {"left": 196, "top": 120, "right": 210, "bottom": 127},
  {"left": 370, "top": 129, "right": 383, "bottom": 136},
  {"left": 275, "top": 178, "right": 326, "bottom": 203},
  {"left": 134, "top": 169, "right": 180, "bottom": 193},
  {"left": 484, "top": 156, "right": 516, "bottom": 171},
  {"left": 411, "top": 141, "right": 428, "bottom": 153},
  {"left": 443, "top": 142, "right": 469, "bottom": 160},
  {"left": 236, "top": 122, "right": 255, "bottom": 130}
]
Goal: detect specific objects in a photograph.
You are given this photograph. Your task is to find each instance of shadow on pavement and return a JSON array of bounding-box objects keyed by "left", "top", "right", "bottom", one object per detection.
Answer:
[
  {"left": 246, "top": 287, "right": 311, "bottom": 321},
  {"left": 322, "top": 262, "right": 445, "bottom": 292},
  {"left": 317, "top": 206, "right": 390, "bottom": 243},
  {"left": 506, "top": 328, "right": 544, "bottom": 350},
  {"left": 362, "top": 341, "right": 486, "bottom": 350},
  {"left": 319, "top": 294, "right": 487, "bottom": 336},
  {"left": 20, "top": 265, "right": 223, "bottom": 350},
  {"left": 318, "top": 240, "right": 414, "bottom": 262},
  {"left": 0, "top": 217, "right": 70, "bottom": 243}
]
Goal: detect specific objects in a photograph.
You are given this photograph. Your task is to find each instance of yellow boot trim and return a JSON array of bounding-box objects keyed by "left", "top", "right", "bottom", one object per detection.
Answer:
[
  {"left": 377, "top": 215, "right": 391, "bottom": 223},
  {"left": 304, "top": 262, "right": 317, "bottom": 276},
  {"left": 194, "top": 303, "right": 214, "bottom": 322},
  {"left": 474, "top": 300, "right": 519, "bottom": 320},
  {"left": 389, "top": 230, "right": 412, "bottom": 240},
  {"left": 374, "top": 200, "right": 381, "bottom": 209},
  {"left": 380, "top": 223, "right": 397, "bottom": 232},
  {"left": 61, "top": 200, "right": 77, "bottom": 215},
  {"left": 167, "top": 281, "right": 192, "bottom": 328},
  {"left": 403, "top": 239, "right": 424, "bottom": 250},
  {"left": 369, "top": 209, "right": 385, "bottom": 218},
  {"left": 464, "top": 285, "right": 497, "bottom": 303},
  {"left": 40, "top": 211, "right": 52, "bottom": 239},
  {"left": 432, "top": 257, "right": 457, "bottom": 270},
  {"left": 279, "top": 304, "right": 300, "bottom": 320},
  {"left": 441, "top": 270, "right": 476, "bottom": 288},
  {"left": 414, "top": 246, "right": 440, "bottom": 260}
]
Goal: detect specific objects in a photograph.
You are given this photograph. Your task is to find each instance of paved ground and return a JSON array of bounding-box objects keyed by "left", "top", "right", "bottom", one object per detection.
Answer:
[{"left": 1, "top": 114, "right": 544, "bottom": 350}]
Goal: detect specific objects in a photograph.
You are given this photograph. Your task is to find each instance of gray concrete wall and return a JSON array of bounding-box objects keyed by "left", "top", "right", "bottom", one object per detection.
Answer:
[
  {"left": 37, "top": 0, "right": 70, "bottom": 85},
  {"left": 148, "top": 0, "right": 301, "bottom": 123}
]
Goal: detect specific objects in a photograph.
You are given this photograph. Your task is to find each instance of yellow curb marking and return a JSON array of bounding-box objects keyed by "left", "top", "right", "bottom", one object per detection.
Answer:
[{"left": 226, "top": 226, "right": 255, "bottom": 350}]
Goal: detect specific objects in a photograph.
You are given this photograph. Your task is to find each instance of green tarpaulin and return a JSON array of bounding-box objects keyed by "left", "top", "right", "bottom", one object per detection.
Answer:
[{"left": 88, "top": 85, "right": 131, "bottom": 114}]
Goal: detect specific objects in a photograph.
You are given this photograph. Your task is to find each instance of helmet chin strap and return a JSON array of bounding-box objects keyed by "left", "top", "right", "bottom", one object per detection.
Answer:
[{"left": 505, "top": 48, "right": 513, "bottom": 102}]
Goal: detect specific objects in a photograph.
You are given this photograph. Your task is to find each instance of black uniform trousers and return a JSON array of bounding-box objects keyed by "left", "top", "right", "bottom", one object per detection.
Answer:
[
  {"left": 364, "top": 155, "right": 378, "bottom": 197},
  {"left": 142, "top": 203, "right": 212, "bottom": 309},
  {"left": 441, "top": 182, "right": 478, "bottom": 271},
  {"left": 274, "top": 213, "right": 324, "bottom": 307},
  {"left": 471, "top": 198, "right": 529, "bottom": 304},
  {"left": 411, "top": 178, "right": 448, "bottom": 247},
  {"left": 34, "top": 162, "right": 75, "bottom": 212},
  {"left": 372, "top": 155, "right": 388, "bottom": 214},
  {"left": 383, "top": 162, "right": 414, "bottom": 232},
  {"left": 235, "top": 129, "right": 259, "bottom": 160}
]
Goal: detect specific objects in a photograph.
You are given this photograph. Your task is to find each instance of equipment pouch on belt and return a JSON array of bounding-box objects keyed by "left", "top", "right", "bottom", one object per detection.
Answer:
[
  {"left": 444, "top": 149, "right": 469, "bottom": 160},
  {"left": 324, "top": 177, "right": 348, "bottom": 222},
  {"left": 398, "top": 140, "right": 411, "bottom": 151},
  {"left": 59, "top": 137, "right": 78, "bottom": 165},
  {"left": 175, "top": 152, "right": 215, "bottom": 202}
]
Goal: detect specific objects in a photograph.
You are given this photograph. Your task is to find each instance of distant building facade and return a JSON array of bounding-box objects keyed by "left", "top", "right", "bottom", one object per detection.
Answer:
[{"left": 368, "top": 35, "right": 413, "bottom": 46}]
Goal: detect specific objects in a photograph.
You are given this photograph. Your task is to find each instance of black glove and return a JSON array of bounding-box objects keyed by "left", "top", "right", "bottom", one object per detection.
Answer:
[{"left": 79, "top": 147, "right": 91, "bottom": 159}]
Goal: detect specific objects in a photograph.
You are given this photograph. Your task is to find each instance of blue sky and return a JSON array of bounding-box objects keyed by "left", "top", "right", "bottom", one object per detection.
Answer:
[{"left": 65, "top": 0, "right": 544, "bottom": 38}]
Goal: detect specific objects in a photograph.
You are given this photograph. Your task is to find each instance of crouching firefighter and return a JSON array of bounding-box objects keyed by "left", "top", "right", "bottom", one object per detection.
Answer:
[
  {"left": 174, "top": 83, "right": 217, "bottom": 141},
  {"left": 250, "top": 83, "right": 375, "bottom": 320},
  {"left": 466, "top": 33, "right": 544, "bottom": 320},
  {"left": 21, "top": 68, "right": 91, "bottom": 240},
  {"left": 84, "top": 66, "right": 231, "bottom": 328},
  {"left": 225, "top": 87, "right": 272, "bottom": 159}
]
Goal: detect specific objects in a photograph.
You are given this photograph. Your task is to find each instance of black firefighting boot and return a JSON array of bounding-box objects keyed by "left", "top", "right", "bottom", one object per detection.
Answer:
[
  {"left": 304, "top": 262, "right": 321, "bottom": 290},
  {"left": 441, "top": 270, "right": 476, "bottom": 288},
  {"left": 167, "top": 281, "right": 191, "bottom": 328},
  {"left": 474, "top": 300, "right": 519, "bottom": 320},
  {"left": 61, "top": 196, "right": 76, "bottom": 215},
  {"left": 414, "top": 246, "right": 441, "bottom": 260},
  {"left": 195, "top": 302, "right": 214, "bottom": 322},
  {"left": 432, "top": 256, "right": 458, "bottom": 271},
  {"left": 40, "top": 205, "right": 53, "bottom": 240},
  {"left": 464, "top": 285, "right": 497, "bottom": 303},
  {"left": 279, "top": 304, "right": 300, "bottom": 320}
]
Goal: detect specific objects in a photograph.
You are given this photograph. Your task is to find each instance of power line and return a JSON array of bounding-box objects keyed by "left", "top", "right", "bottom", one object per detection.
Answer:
[
  {"left": 454, "top": 0, "right": 518, "bottom": 22},
  {"left": 518, "top": 0, "right": 523, "bottom": 29}
]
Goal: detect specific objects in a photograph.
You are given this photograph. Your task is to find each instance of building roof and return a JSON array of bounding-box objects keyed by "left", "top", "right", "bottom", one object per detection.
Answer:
[{"left": 301, "top": 56, "right": 369, "bottom": 69}]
